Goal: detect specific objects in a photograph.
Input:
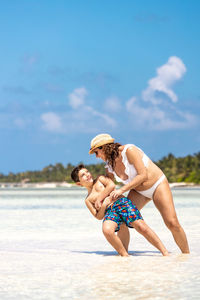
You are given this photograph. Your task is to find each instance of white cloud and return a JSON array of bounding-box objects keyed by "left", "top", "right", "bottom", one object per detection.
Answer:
[
  {"left": 104, "top": 96, "right": 121, "bottom": 112},
  {"left": 39, "top": 90, "right": 117, "bottom": 134},
  {"left": 124, "top": 56, "right": 198, "bottom": 130},
  {"left": 142, "top": 56, "right": 186, "bottom": 104},
  {"left": 68, "top": 87, "right": 88, "bottom": 109},
  {"left": 39, "top": 60, "right": 197, "bottom": 135},
  {"left": 41, "top": 112, "right": 62, "bottom": 132},
  {"left": 86, "top": 106, "right": 117, "bottom": 128},
  {"left": 68, "top": 87, "right": 117, "bottom": 129},
  {"left": 39, "top": 86, "right": 117, "bottom": 134},
  {"left": 126, "top": 97, "right": 197, "bottom": 130},
  {"left": 126, "top": 97, "right": 164, "bottom": 127}
]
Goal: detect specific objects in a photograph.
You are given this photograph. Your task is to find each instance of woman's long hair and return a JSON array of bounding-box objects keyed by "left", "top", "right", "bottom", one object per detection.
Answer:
[{"left": 102, "top": 143, "right": 121, "bottom": 169}]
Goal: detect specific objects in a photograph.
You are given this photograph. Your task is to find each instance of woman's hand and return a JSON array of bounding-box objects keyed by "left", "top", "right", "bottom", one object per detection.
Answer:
[{"left": 110, "top": 189, "right": 123, "bottom": 200}]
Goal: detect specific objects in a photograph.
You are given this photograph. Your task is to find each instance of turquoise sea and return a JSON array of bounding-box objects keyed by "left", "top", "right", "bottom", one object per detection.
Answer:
[{"left": 0, "top": 187, "right": 199, "bottom": 299}]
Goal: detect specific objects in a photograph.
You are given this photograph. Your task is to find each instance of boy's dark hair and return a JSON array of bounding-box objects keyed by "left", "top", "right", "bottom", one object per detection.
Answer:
[{"left": 71, "top": 164, "right": 85, "bottom": 182}]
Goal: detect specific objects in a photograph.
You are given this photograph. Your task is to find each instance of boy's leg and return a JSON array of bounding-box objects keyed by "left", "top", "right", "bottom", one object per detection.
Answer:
[
  {"left": 117, "top": 223, "right": 130, "bottom": 252},
  {"left": 102, "top": 221, "right": 129, "bottom": 257},
  {"left": 132, "top": 220, "right": 169, "bottom": 256}
]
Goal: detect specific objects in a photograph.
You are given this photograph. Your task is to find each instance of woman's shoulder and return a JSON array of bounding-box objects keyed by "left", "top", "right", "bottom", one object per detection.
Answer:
[
  {"left": 123, "top": 144, "right": 144, "bottom": 161},
  {"left": 119, "top": 144, "right": 136, "bottom": 152},
  {"left": 118, "top": 145, "right": 138, "bottom": 162}
]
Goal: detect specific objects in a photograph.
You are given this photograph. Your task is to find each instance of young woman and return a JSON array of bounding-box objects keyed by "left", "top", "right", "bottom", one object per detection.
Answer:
[{"left": 89, "top": 133, "right": 189, "bottom": 253}]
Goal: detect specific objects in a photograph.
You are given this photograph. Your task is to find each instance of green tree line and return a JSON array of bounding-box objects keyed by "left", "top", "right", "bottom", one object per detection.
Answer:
[{"left": 0, "top": 152, "right": 200, "bottom": 183}]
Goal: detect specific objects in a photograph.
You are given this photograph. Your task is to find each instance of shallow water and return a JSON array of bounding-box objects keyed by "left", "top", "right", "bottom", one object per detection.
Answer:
[{"left": 0, "top": 187, "right": 199, "bottom": 299}]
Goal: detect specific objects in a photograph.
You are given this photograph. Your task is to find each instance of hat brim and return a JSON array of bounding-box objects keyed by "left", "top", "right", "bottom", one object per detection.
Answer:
[{"left": 89, "top": 139, "right": 114, "bottom": 154}]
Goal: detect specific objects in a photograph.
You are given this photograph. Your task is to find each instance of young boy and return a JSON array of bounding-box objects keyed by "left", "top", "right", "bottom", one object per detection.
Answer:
[{"left": 71, "top": 164, "right": 169, "bottom": 257}]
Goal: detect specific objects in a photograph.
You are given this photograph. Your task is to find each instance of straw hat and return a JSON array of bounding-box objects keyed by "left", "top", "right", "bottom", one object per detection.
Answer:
[{"left": 89, "top": 133, "right": 115, "bottom": 154}]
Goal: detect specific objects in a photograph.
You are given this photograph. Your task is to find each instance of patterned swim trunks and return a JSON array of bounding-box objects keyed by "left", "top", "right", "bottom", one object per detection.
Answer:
[{"left": 103, "top": 197, "right": 143, "bottom": 232}]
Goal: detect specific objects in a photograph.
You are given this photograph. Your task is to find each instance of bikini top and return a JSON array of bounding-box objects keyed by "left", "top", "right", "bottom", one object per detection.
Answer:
[{"left": 105, "top": 144, "right": 149, "bottom": 185}]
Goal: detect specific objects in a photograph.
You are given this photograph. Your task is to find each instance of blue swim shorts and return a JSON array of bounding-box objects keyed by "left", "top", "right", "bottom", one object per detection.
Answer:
[{"left": 103, "top": 197, "right": 143, "bottom": 232}]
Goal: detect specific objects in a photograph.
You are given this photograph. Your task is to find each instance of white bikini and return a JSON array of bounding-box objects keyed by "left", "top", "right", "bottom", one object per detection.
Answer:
[{"left": 105, "top": 144, "right": 165, "bottom": 199}]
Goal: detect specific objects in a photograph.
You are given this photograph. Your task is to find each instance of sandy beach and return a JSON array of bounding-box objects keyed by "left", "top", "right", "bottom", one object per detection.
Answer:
[{"left": 0, "top": 186, "right": 199, "bottom": 299}]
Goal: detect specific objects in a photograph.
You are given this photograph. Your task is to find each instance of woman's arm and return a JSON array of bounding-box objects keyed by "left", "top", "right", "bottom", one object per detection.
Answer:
[{"left": 111, "top": 146, "right": 148, "bottom": 199}]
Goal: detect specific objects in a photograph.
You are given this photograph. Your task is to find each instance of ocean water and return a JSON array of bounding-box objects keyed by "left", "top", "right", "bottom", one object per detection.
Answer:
[{"left": 0, "top": 187, "right": 199, "bottom": 300}]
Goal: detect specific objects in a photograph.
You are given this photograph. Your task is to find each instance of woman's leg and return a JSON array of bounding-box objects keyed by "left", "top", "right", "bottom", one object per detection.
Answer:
[
  {"left": 133, "top": 219, "right": 169, "bottom": 256},
  {"left": 153, "top": 178, "right": 190, "bottom": 253},
  {"left": 117, "top": 223, "right": 130, "bottom": 252},
  {"left": 118, "top": 192, "right": 144, "bottom": 252},
  {"left": 128, "top": 189, "right": 151, "bottom": 210},
  {"left": 102, "top": 221, "right": 129, "bottom": 256}
]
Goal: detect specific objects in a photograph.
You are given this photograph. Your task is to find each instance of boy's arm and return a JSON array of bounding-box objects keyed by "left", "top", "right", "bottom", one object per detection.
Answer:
[
  {"left": 95, "top": 176, "right": 115, "bottom": 209},
  {"left": 85, "top": 196, "right": 112, "bottom": 220}
]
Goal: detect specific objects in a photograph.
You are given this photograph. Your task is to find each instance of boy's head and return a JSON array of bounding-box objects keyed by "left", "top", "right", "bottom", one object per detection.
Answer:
[{"left": 71, "top": 164, "right": 93, "bottom": 187}]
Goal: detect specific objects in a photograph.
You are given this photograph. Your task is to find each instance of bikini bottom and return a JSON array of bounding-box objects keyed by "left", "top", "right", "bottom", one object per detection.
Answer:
[{"left": 137, "top": 174, "right": 166, "bottom": 199}]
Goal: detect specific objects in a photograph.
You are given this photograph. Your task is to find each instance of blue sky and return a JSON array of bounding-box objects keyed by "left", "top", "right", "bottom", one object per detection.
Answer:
[{"left": 0, "top": 0, "right": 200, "bottom": 174}]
